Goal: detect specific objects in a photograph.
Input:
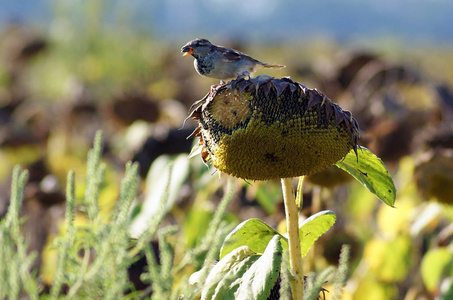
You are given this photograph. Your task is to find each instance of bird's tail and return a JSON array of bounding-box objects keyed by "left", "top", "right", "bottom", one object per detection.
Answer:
[{"left": 260, "top": 62, "right": 286, "bottom": 69}]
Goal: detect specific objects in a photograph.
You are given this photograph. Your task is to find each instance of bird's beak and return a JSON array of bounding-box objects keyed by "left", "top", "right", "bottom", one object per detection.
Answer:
[{"left": 181, "top": 46, "right": 194, "bottom": 56}]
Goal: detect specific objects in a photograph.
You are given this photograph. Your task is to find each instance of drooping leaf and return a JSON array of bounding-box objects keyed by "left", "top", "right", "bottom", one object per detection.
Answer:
[
  {"left": 201, "top": 237, "right": 283, "bottom": 300},
  {"left": 198, "top": 246, "right": 259, "bottom": 300},
  {"left": 220, "top": 219, "right": 284, "bottom": 259},
  {"left": 336, "top": 146, "right": 396, "bottom": 207},
  {"left": 235, "top": 235, "right": 282, "bottom": 300}
]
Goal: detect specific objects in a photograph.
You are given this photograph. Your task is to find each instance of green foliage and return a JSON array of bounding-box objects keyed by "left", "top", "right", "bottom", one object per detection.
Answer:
[
  {"left": 198, "top": 237, "right": 351, "bottom": 299},
  {"left": 331, "top": 245, "right": 350, "bottom": 300},
  {"left": 207, "top": 143, "right": 397, "bottom": 299},
  {"left": 235, "top": 235, "right": 282, "bottom": 300},
  {"left": 0, "top": 132, "right": 237, "bottom": 299},
  {"left": 220, "top": 211, "right": 336, "bottom": 259},
  {"left": 297, "top": 211, "right": 337, "bottom": 257},
  {"left": 336, "top": 146, "right": 396, "bottom": 207},
  {"left": 304, "top": 245, "right": 350, "bottom": 300},
  {"left": 0, "top": 166, "right": 40, "bottom": 299},
  {"left": 50, "top": 171, "right": 76, "bottom": 299},
  {"left": 84, "top": 131, "right": 106, "bottom": 221},
  {"left": 48, "top": 132, "right": 142, "bottom": 298},
  {"left": 278, "top": 251, "right": 292, "bottom": 300},
  {"left": 220, "top": 218, "right": 283, "bottom": 258},
  {"left": 195, "top": 246, "right": 260, "bottom": 299},
  {"left": 214, "top": 211, "right": 338, "bottom": 298},
  {"left": 180, "top": 180, "right": 237, "bottom": 299},
  {"left": 304, "top": 267, "right": 335, "bottom": 300},
  {"left": 6, "top": 4, "right": 447, "bottom": 294},
  {"left": 193, "top": 236, "right": 283, "bottom": 300},
  {"left": 144, "top": 226, "right": 179, "bottom": 299}
]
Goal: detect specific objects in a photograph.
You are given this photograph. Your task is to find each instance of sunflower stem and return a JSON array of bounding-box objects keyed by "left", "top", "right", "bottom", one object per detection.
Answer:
[
  {"left": 296, "top": 176, "right": 304, "bottom": 209},
  {"left": 281, "top": 177, "right": 304, "bottom": 299}
]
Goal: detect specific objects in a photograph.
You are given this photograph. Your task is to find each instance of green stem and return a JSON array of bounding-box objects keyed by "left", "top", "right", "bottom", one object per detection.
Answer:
[{"left": 281, "top": 177, "right": 304, "bottom": 299}]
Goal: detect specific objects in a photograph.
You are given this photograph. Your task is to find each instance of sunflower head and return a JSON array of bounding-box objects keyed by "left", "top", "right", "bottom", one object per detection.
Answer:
[
  {"left": 188, "top": 76, "right": 360, "bottom": 181},
  {"left": 414, "top": 150, "right": 453, "bottom": 205}
]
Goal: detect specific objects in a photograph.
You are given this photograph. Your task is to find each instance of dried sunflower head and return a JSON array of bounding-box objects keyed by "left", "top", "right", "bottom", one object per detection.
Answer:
[
  {"left": 414, "top": 150, "right": 453, "bottom": 205},
  {"left": 188, "top": 76, "right": 360, "bottom": 181}
]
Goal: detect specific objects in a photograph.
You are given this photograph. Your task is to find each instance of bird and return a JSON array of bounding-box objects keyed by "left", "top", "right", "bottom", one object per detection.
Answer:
[{"left": 181, "top": 38, "right": 285, "bottom": 83}]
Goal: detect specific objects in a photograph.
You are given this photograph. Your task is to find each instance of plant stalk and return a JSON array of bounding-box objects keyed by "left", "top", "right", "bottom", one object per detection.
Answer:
[{"left": 281, "top": 177, "right": 304, "bottom": 299}]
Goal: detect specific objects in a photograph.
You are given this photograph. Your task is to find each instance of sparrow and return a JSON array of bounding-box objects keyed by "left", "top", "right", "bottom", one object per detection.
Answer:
[{"left": 181, "top": 38, "right": 285, "bottom": 82}]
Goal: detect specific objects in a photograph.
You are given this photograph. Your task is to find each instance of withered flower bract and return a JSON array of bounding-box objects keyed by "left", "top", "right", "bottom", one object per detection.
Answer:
[{"left": 188, "top": 76, "right": 360, "bottom": 181}]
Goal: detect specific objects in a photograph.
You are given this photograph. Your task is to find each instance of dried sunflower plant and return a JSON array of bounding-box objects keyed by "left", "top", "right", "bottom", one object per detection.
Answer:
[{"left": 187, "top": 76, "right": 396, "bottom": 299}]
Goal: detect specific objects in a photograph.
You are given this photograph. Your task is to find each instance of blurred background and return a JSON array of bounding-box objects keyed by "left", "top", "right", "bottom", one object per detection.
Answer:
[{"left": 1, "top": 0, "right": 453, "bottom": 299}]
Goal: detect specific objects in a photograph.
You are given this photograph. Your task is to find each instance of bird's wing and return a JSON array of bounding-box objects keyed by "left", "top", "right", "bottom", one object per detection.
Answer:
[
  {"left": 218, "top": 46, "right": 258, "bottom": 63},
  {"left": 221, "top": 48, "right": 244, "bottom": 61}
]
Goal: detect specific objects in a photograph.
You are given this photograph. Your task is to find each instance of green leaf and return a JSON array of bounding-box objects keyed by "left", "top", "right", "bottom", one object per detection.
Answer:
[
  {"left": 199, "top": 246, "right": 260, "bottom": 300},
  {"left": 235, "top": 235, "right": 282, "bottom": 300},
  {"left": 336, "top": 146, "right": 396, "bottom": 207},
  {"left": 295, "top": 210, "right": 336, "bottom": 257},
  {"left": 221, "top": 211, "right": 335, "bottom": 260},
  {"left": 201, "top": 237, "right": 283, "bottom": 300},
  {"left": 220, "top": 219, "right": 284, "bottom": 259}
]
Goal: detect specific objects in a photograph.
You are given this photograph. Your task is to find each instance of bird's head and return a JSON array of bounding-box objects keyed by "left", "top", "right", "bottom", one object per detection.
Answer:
[{"left": 181, "top": 38, "right": 213, "bottom": 58}]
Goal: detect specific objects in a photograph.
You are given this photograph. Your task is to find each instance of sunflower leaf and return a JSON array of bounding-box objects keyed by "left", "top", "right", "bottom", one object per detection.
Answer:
[{"left": 336, "top": 146, "right": 396, "bottom": 207}]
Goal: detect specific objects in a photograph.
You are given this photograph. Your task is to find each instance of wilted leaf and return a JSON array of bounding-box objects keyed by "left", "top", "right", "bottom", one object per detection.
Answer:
[
  {"left": 199, "top": 246, "right": 259, "bottom": 300},
  {"left": 235, "top": 235, "right": 282, "bottom": 300}
]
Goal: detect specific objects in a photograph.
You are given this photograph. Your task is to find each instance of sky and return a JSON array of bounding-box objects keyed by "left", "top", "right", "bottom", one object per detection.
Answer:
[{"left": 1, "top": 0, "right": 453, "bottom": 46}]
